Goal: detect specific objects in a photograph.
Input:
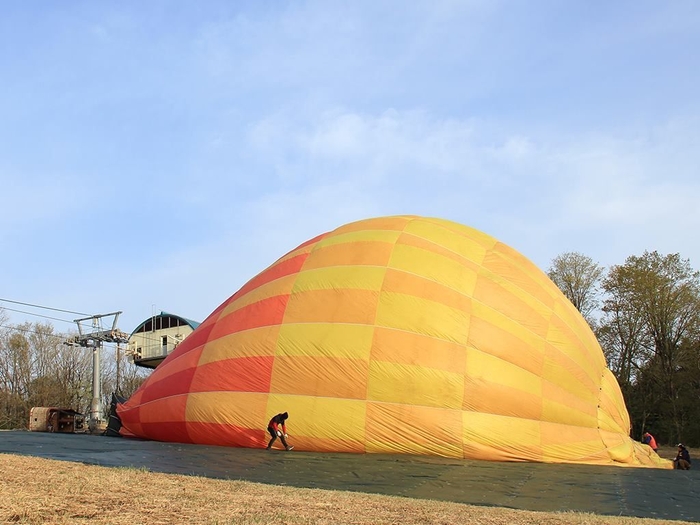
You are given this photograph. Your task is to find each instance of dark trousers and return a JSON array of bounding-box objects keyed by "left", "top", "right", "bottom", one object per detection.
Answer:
[
  {"left": 674, "top": 459, "right": 691, "bottom": 470},
  {"left": 266, "top": 426, "right": 289, "bottom": 449}
]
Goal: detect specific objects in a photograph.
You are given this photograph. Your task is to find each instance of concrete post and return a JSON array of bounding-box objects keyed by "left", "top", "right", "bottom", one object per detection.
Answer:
[{"left": 89, "top": 343, "right": 102, "bottom": 432}]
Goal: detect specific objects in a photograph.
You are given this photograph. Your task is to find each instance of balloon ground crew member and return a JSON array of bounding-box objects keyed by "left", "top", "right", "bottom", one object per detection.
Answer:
[
  {"left": 266, "top": 412, "right": 293, "bottom": 451},
  {"left": 674, "top": 443, "right": 691, "bottom": 470},
  {"left": 642, "top": 431, "right": 658, "bottom": 452}
]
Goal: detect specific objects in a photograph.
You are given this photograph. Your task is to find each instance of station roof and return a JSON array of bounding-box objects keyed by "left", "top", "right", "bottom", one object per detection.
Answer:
[{"left": 130, "top": 311, "right": 201, "bottom": 336}]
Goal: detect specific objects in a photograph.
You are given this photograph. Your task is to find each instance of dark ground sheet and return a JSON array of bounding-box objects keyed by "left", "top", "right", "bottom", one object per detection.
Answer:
[{"left": 1, "top": 431, "right": 698, "bottom": 522}]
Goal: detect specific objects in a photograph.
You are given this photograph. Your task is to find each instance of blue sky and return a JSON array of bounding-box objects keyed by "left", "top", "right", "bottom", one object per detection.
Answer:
[{"left": 1, "top": 1, "right": 699, "bottom": 333}]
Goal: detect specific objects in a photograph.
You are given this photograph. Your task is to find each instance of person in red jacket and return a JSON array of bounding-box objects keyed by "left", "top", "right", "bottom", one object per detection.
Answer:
[
  {"left": 642, "top": 431, "right": 658, "bottom": 452},
  {"left": 266, "top": 412, "right": 293, "bottom": 451}
]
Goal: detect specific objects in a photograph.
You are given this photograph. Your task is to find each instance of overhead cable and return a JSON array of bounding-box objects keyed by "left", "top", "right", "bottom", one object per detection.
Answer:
[{"left": 0, "top": 297, "right": 89, "bottom": 316}]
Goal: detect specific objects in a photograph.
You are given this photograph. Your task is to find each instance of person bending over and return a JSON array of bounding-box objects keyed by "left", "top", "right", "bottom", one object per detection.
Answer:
[
  {"left": 642, "top": 431, "right": 658, "bottom": 452},
  {"left": 266, "top": 412, "right": 293, "bottom": 451}
]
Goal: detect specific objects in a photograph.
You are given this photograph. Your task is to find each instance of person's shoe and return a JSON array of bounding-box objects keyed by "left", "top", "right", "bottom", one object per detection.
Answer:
[
  {"left": 286, "top": 446, "right": 294, "bottom": 451},
  {"left": 265, "top": 446, "right": 271, "bottom": 450}
]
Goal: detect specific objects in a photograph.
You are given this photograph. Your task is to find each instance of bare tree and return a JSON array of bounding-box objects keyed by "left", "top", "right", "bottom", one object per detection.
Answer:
[
  {"left": 0, "top": 327, "right": 34, "bottom": 428},
  {"left": 54, "top": 343, "right": 93, "bottom": 415},
  {"left": 0, "top": 321, "right": 94, "bottom": 428},
  {"left": 101, "top": 344, "right": 148, "bottom": 416},
  {"left": 547, "top": 252, "right": 605, "bottom": 323}
]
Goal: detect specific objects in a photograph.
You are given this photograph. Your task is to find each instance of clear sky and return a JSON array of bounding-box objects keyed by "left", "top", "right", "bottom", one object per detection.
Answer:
[{"left": 1, "top": 1, "right": 698, "bottom": 333}]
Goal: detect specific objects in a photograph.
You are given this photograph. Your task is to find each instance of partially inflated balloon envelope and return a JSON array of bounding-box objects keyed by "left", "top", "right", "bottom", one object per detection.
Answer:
[{"left": 118, "top": 216, "right": 669, "bottom": 467}]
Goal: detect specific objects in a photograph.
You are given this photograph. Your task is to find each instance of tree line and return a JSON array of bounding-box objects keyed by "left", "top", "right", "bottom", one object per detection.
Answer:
[
  {"left": 548, "top": 250, "right": 700, "bottom": 447},
  {"left": 0, "top": 314, "right": 146, "bottom": 430}
]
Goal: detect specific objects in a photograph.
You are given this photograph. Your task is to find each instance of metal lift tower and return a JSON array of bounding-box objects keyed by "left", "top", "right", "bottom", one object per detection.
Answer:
[{"left": 70, "top": 312, "right": 129, "bottom": 432}]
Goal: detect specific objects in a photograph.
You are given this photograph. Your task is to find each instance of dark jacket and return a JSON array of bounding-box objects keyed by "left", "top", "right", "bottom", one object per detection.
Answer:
[
  {"left": 676, "top": 448, "right": 691, "bottom": 464},
  {"left": 268, "top": 413, "right": 288, "bottom": 433}
]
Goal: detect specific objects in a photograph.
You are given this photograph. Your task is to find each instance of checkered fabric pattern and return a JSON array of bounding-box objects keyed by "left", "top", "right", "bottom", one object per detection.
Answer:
[{"left": 118, "top": 216, "right": 669, "bottom": 467}]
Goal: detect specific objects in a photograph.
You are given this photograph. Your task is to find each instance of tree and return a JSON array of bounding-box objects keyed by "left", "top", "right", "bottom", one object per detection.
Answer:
[
  {"left": 0, "top": 322, "right": 91, "bottom": 428},
  {"left": 101, "top": 344, "right": 148, "bottom": 416},
  {"left": 0, "top": 330, "right": 32, "bottom": 428},
  {"left": 601, "top": 251, "right": 700, "bottom": 443},
  {"left": 0, "top": 318, "right": 148, "bottom": 430},
  {"left": 54, "top": 343, "right": 93, "bottom": 415},
  {"left": 547, "top": 252, "right": 605, "bottom": 324},
  {"left": 28, "top": 375, "right": 72, "bottom": 408},
  {"left": 597, "top": 268, "right": 650, "bottom": 389}
]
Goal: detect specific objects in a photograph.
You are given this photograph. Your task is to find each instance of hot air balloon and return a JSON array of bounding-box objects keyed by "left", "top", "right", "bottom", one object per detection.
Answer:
[{"left": 117, "top": 216, "right": 669, "bottom": 467}]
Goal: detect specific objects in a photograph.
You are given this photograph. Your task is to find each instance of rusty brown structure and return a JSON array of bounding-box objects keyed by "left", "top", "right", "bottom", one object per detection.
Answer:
[{"left": 29, "top": 407, "right": 85, "bottom": 433}]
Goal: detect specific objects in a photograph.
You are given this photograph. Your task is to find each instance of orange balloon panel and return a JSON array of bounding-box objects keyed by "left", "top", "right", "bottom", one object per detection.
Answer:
[{"left": 117, "top": 216, "right": 670, "bottom": 468}]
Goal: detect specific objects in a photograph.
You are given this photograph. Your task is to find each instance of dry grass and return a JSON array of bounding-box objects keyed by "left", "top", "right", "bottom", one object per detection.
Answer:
[{"left": 0, "top": 454, "right": 693, "bottom": 525}]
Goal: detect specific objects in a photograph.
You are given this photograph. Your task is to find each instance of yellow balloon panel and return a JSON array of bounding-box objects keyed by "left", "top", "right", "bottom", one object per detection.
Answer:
[{"left": 117, "top": 215, "right": 670, "bottom": 468}]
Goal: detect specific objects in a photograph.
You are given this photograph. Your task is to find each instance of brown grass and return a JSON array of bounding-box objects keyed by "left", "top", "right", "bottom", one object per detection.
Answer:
[{"left": 0, "top": 453, "right": 691, "bottom": 525}]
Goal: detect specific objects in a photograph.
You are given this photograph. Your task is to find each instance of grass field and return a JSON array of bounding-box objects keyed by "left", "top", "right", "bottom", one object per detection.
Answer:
[{"left": 0, "top": 452, "right": 694, "bottom": 525}]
